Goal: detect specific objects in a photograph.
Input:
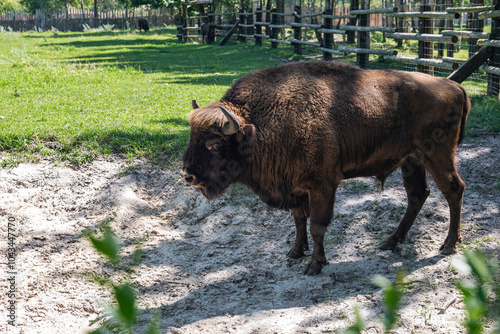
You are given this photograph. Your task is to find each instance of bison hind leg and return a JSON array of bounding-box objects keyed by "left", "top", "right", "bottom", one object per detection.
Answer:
[
  {"left": 424, "top": 157, "right": 465, "bottom": 255},
  {"left": 287, "top": 205, "right": 309, "bottom": 259},
  {"left": 379, "top": 157, "right": 429, "bottom": 250}
]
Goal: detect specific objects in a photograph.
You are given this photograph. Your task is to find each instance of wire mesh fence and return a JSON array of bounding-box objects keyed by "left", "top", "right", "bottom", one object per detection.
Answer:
[
  {"left": 184, "top": 0, "right": 498, "bottom": 96},
  {"left": 1, "top": 1, "right": 498, "bottom": 96}
]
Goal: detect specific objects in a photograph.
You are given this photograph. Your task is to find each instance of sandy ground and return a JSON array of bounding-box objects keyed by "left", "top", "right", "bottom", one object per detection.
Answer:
[{"left": 0, "top": 135, "right": 499, "bottom": 334}]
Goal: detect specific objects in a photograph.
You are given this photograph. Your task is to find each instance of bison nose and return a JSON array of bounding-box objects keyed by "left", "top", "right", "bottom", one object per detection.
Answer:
[{"left": 181, "top": 168, "right": 197, "bottom": 185}]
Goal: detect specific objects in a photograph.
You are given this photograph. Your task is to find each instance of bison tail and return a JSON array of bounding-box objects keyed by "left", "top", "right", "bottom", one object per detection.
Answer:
[{"left": 458, "top": 86, "right": 470, "bottom": 146}]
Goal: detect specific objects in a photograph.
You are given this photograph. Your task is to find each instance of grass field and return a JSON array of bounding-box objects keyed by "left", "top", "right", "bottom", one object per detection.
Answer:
[{"left": 0, "top": 28, "right": 499, "bottom": 166}]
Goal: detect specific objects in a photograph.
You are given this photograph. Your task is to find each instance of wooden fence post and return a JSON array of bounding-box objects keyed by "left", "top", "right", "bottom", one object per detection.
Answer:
[
  {"left": 239, "top": 9, "right": 246, "bottom": 42},
  {"left": 357, "top": 0, "right": 370, "bottom": 68},
  {"left": 271, "top": 8, "right": 278, "bottom": 49},
  {"left": 469, "top": 0, "right": 485, "bottom": 57},
  {"left": 487, "top": 0, "right": 500, "bottom": 97},
  {"left": 183, "top": 5, "right": 188, "bottom": 42},
  {"left": 293, "top": 6, "right": 302, "bottom": 55},
  {"left": 177, "top": 14, "right": 183, "bottom": 42},
  {"left": 418, "top": 0, "right": 434, "bottom": 75},
  {"left": 265, "top": 1, "right": 271, "bottom": 37},
  {"left": 208, "top": 6, "right": 215, "bottom": 44},
  {"left": 247, "top": 10, "right": 254, "bottom": 42},
  {"left": 347, "top": 0, "right": 358, "bottom": 44},
  {"left": 94, "top": 0, "right": 98, "bottom": 28},
  {"left": 446, "top": 0, "right": 455, "bottom": 57},
  {"left": 396, "top": 0, "right": 405, "bottom": 47},
  {"left": 323, "top": 1, "right": 333, "bottom": 60},
  {"left": 255, "top": 7, "right": 263, "bottom": 46}
]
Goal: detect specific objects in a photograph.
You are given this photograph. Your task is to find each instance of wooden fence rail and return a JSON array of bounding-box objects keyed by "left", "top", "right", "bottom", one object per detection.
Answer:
[
  {"left": 1, "top": 3, "right": 498, "bottom": 97},
  {"left": 176, "top": 3, "right": 498, "bottom": 97}
]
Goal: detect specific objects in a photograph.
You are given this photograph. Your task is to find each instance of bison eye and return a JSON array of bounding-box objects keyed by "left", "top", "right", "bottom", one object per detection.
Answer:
[{"left": 205, "top": 138, "right": 222, "bottom": 152}]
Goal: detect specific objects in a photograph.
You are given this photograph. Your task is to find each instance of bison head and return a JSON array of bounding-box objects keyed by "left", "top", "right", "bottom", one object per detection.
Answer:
[{"left": 182, "top": 100, "right": 255, "bottom": 199}]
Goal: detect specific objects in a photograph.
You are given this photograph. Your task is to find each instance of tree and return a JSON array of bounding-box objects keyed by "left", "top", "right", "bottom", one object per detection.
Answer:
[
  {"left": 0, "top": 0, "right": 23, "bottom": 10},
  {"left": 20, "top": 0, "right": 67, "bottom": 12},
  {"left": 130, "top": 0, "right": 167, "bottom": 8}
]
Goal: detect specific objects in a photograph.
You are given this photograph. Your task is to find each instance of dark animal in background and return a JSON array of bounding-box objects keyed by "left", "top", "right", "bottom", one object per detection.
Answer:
[
  {"left": 182, "top": 61, "right": 470, "bottom": 275},
  {"left": 201, "top": 22, "right": 216, "bottom": 44},
  {"left": 138, "top": 18, "right": 149, "bottom": 32}
]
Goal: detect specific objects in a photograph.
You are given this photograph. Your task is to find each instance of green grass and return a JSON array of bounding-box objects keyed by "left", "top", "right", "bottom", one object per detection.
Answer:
[
  {"left": 0, "top": 28, "right": 287, "bottom": 166},
  {"left": 467, "top": 96, "right": 500, "bottom": 135},
  {"left": 0, "top": 28, "right": 499, "bottom": 166}
]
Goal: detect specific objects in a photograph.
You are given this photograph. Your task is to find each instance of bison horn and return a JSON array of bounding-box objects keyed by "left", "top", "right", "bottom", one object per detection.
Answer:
[
  {"left": 219, "top": 106, "right": 240, "bottom": 135},
  {"left": 192, "top": 100, "right": 200, "bottom": 109}
]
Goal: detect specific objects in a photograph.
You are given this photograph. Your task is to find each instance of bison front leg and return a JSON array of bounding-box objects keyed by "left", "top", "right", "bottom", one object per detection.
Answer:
[
  {"left": 287, "top": 205, "right": 310, "bottom": 259},
  {"left": 303, "top": 187, "right": 337, "bottom": 276}
]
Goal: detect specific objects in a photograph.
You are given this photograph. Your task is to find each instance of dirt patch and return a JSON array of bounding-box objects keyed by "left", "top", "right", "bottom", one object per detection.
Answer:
[{"left": 1, "top": 135, "right": 499, "bottom": 334}]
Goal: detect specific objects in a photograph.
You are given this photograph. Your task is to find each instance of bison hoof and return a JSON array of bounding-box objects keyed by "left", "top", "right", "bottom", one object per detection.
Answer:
[
  {"left": 287, "top": 248, "right": 305, "bottom": 259},
  {"left": 303, "top": 258, "right": 326, "bottom": 276},
  {"left": 303, "top": 266, "right": 322, "bottom": 276},
  {"left": 379, "top": 240, "right": 397, "bottom": 250},
  {"left": 439, "top": 243, "right": 456, "bottom": 255}
]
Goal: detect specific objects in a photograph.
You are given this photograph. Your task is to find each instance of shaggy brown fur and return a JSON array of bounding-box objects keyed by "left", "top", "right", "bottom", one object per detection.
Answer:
[{"left": 182, "top": 61, "right": 470, "bottom": 275}]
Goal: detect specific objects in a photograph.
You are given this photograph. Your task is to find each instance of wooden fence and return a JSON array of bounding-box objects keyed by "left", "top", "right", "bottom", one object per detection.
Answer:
[
  {"left": 177, "top": 1, "right": 500, "bottom": 97},
  {"left": 1, "top": 3, "right": 499, "bottom": 96},
  {"left": 0, "top": 8, "right": 175, "bottom": 32}
]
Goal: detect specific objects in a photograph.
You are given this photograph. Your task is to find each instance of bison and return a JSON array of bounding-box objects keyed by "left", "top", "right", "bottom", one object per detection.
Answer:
[
  {"left": 201, "top": 22, "right": 216, "bottom": 44},
  {"left": 138, "top": 18, "right": 149, "bottom": 33},
  {"left": 182, "top": 61, "right": 469, "bottom": 275}
]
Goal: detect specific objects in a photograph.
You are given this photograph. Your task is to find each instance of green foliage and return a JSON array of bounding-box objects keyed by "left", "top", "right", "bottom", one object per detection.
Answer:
[
  {"left": 130, "top": 0, "right": 167, "bottom": 9},
  {"left": 19, "top": 0, "right": 78, "bottom": 13},
  {"left": 373, "top": 271, "right": 406, "bottom": 333},
  {"left": 0, "top": 0, "right": 23, "bottom": 10},
  {"left": 341, "top": 306, "right": 365, "bottom": 334},
  {"left": 341, "top": 271, "right": 406, "bottom": 334},
  {"left": 112, "top": 283, "right": 138, "bottom": 326},
  {"left": 87, "top": 228, "right": 121, "bottom": 266},
  {"left": 453, "top": 250, "right": 500, "bottom": 334},
  {"left": 85, "top": 226, "right": 160, "bottom": 333}
]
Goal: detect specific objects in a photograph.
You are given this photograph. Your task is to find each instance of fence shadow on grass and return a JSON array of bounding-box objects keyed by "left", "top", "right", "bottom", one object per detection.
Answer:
[
  {"left": 41, "top": 29, "right": 282, "bottom": 86},
  {"left": 42, "top": 126, "right": 191, "bottom": 165}
]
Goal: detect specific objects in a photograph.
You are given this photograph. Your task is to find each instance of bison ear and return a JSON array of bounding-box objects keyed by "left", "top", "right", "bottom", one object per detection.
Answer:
[{"left": 192, "top": 100, "right": 200, "bottom": 109}]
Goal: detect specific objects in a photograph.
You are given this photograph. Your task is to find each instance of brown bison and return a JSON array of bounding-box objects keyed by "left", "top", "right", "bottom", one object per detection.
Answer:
[
  {"left": 201, "top": 22, "right": 216, "bottom": 44},
  {"left": 182, "top": 61, "right": 469, "bottom": 275},
  {"left": 138, "top": 18, "right": 149, "bottom": 32}
]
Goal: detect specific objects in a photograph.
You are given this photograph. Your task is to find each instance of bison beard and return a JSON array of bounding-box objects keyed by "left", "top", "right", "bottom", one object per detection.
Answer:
[{"left": 182, "top": 61, "right": 470, "bottom": 275}]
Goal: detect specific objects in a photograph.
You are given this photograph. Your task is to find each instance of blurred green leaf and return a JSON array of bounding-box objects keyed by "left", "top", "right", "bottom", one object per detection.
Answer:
[
  {"left": 456, "top": 249, "right": 500, "bottom": 334},
  {"left": 464, "top": 250, "right": 491, "bottom": 283},
  {"left": 88, "top": 228, "right": 121, "bottom": 265},
  {"left": 342, "top": 306, "right": 364, "bottom": 334},
  {"left": 113, "top": 283, "right": 137, "bottom": 326},
  {"left": 374, "top": 271, "right": 405, "bottom": 333}
]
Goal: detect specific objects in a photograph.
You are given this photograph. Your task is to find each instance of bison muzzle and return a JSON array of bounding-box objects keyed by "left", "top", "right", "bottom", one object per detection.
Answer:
[{"left": 182, "top": 61, "right": 470, "bottom": 275}]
